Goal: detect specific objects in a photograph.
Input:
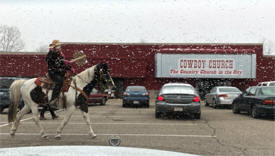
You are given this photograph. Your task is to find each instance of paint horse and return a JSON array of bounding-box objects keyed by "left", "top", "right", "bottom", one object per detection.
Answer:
[{"left": 8, "top": 63, "right": 115, "bottom": 139}]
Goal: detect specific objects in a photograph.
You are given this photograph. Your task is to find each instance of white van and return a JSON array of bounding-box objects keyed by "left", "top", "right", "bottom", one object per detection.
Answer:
[{"left": 257, "top": 81, "right": 275, "bottom": 86}]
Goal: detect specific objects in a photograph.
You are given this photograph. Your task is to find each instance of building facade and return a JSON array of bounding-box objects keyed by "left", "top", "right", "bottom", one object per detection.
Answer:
[{"left": 0, "top": 43, "right": 274, "bottom": 97}]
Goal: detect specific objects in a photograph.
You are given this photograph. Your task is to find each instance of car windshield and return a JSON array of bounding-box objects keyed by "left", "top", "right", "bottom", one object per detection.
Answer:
[
  {"left": 161, "top": 85, "right": 194, "bottom": 94},
  {"left": 218, "top": 87, "right": 241, "bottom": 93},
  {"left": 126, "top": 86, "right": 146, "bottom": 92},
  {"left": 1, "top": 1, "right": 275, "bottom": 156},
  {"left": 259, "top": 87, "right": 275, "bottom": 96}
]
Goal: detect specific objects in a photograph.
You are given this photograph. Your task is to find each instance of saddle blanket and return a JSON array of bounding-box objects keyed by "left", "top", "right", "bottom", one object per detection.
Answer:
[{"left": 34, "top": 77, "right": 70, "bottom": 92}]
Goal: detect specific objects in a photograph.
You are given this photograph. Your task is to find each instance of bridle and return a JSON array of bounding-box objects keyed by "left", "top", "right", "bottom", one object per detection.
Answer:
[
  {"left": 74, "top": 67, "right": 115, "bottom": 89},
  {"left": 99, "top": 69, "right": 116, "bottom": 89}
]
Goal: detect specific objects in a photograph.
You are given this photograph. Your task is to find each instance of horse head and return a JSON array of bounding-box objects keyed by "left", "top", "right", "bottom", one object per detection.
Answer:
[{"left": 96, "top": 63, "right": 116, "bottom": 90}]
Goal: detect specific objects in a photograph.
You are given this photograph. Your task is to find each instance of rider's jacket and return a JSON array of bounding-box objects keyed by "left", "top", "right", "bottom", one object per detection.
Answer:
[{"left": 46, "top": 49, "right": 71, "bottom": 76}]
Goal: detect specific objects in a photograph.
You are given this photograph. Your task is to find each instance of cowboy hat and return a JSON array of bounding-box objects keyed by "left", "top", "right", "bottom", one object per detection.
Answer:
[{"left": 49, "top": 40, "right": 61, "bottom": 48}]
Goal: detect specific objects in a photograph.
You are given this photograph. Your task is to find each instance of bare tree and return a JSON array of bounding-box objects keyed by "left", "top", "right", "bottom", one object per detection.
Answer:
[
  {"left": 36, "top": 44, "right": 48, "bottom": 52},
  {"left": 0, "top": 25, "right": 24, "bottom": 52}
]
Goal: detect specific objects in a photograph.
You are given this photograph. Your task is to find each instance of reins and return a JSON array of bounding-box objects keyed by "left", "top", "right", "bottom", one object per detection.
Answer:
[
  {"left": 71, "top": 79, "right": 89, "bottom": 103},
  {"left": 69, "top": 66, "right": 111, "bottom": 105}
]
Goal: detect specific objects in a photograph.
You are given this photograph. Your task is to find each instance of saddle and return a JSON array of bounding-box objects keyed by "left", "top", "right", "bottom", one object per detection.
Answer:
[
  {"left": 34, "top": 72, "right": 72, "bottom": 92},
  {"left": 33, "top": 71, "right": 89, "bottom": 111}
]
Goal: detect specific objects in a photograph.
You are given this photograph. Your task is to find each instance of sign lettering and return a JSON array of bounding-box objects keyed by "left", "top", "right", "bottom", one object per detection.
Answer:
[{"left": 170, "top": 58, "right": 242, "bottom": 76}]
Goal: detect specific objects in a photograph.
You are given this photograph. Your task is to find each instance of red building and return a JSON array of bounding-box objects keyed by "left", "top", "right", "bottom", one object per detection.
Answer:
[{"left": 0, "top": 43, "right": 274, "bottom": 97}]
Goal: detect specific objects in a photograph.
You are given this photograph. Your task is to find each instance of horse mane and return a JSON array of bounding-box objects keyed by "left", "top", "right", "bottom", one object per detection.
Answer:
[
  {"left": 72, "top": 63, "right": 109, "bottom": 89},
  {"left": 74, "top": 63, "right": 108, "bottom": 82},
  {"left": 74, "top": 64, "right": 97, "bottom": 84}
]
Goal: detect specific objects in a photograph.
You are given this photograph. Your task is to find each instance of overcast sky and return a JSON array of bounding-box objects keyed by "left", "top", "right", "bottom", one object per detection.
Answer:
[{"left": 1, "top": 0, "right": 275, "bottom": 55}]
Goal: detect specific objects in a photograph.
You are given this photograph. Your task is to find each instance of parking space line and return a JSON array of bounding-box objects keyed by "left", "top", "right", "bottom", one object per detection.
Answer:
[
  {"left": 0, "top": 110, "right": 64, "bottom": 128},
  {"left": 0, "top": 117, "right": 33, "bottom": 128},
  {"left": 0, "top": 133, "right": 216, "bottom": 138},
  {"left": 0, "top": 122, "right": 197, "bottom": 126}
]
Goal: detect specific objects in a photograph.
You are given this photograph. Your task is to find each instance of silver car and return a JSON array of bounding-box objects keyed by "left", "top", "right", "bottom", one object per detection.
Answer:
[
  {"left": 155, "top": 83, "right": 201, "bottom": 119},
  {"left": 205, "top": 86, "right": 242, "bottom": 108}
]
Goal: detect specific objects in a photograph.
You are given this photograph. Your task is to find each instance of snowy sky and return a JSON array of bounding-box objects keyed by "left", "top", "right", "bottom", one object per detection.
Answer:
[{"left": 0, "top": 0, "right": 275, "bottom": 55}]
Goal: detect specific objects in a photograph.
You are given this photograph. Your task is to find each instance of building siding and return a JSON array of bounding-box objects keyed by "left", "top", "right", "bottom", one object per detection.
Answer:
[{"left": 0, "top": 43, "right": 274, "bottom": 93}]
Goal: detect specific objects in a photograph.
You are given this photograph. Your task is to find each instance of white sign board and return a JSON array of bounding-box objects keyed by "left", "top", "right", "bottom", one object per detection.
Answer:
[{"left": 155, "top": 53, "right": 256, "bottom": 78}]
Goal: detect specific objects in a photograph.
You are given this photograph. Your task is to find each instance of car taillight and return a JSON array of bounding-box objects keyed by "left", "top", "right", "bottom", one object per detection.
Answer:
[
  {"left": 219, "top": 94, "right": 227, "bottom": 98},
  {"left": 123, "top": 92, "right": 127, "bottom": 96},
  {"left": 157, "top": 95, "right": 164, "bottom": 101},
  {"left": 192, "top": 96, "right": 200, "bottom": 102},
  {"left": 263, "top": 100, "right": 275, "bottom": 105}
]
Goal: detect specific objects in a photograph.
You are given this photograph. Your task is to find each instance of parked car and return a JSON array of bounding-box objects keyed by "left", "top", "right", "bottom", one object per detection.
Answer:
[
  {"left": 87, "top": 88, "right": 108, "bottom": 105},
  {"left": 205, "top": 86, "right": 242, "bottom": 108},
  {"left": 232, "top": 86, "right": 275, "bottom": 118},
  {"left": 155, "top": 83, "right": 201, "bottom": 119},
  {"left": 0, "top": 77, "right": 25, "bottom": 113},
  {"left": 257, "top": 81, "right": 275, "bottom": 86},
  {"left": 0, "top": 87, "right": 10, "bottom": 113},
  {"left": 122, "top": 86, "right": 149, "bottom": 107}
]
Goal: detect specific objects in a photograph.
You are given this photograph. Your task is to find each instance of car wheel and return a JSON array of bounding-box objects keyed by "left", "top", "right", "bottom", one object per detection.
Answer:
[
  {"left": 232, "top": 103, "right": 239, "bottom": 114},
  {"left": 194, "top": 113, "right": 201, "bottom": 119},
  {"left": 145, "top": 101, "right": 149, "bottom": 108},
  {"left": 0, "top": 106, "right": 4, "bottom": 113},
  {"left": 155, "top": 111, "right": 161, "bottom": 118},
  {"left": 205, "top": 100, "right": 209, "bottom": 106},
  {"left": 251, "top": 106, "right": 259, "bottom": 118},
  {"left": 101, "top": 98, "right": 107, "bottom": 105},
  {"left": 213, "top": 100, "right": 217, "bottom": 109},
  {"left": 122, "top": 101, "right": 126, "bottom": 107}
]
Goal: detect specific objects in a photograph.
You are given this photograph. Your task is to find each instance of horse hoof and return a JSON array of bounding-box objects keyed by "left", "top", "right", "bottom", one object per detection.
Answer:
[
  {"left": 91, "top": 135, "right": 97, "bottom": 139},
  {"left": 89, "top": 133, "right": 97, "bottom": 139},
  {"left": 10, "top": 130, "right": 16, "bottom": 136},
  {"left": 55, "top": 134, "right": 61, "bottom": 140},
  {"left": 52, "top": 115, "right": 59, "bottom": 120},
  {"left": 40, "top": 116, "right": 47, "bottom": 120},
  {"left": 10, "top": 132, "right": 15, "bottom": 137},
  {"left": 41, "top": 134, "right": 49, "bottom": 139}
]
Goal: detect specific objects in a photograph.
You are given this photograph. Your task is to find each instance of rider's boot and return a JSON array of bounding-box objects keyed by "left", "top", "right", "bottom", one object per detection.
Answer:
[
  {"left": 40, "top": 110, "right": 46, "bottom": 120},
  {"left": 49, "top": 106, "right": 58, "bottom": 119},
  {"left": 49, "top": 84, "right": 62, "bottom": 110}
]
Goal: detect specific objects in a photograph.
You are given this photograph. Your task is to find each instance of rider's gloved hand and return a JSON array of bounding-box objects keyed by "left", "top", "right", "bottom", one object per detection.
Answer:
[
  {"left": 70, "top": 67, "right": 76, "bottom": 75},
  {"left": 64, "top": 60, "right": 71, "bottom": 65}
]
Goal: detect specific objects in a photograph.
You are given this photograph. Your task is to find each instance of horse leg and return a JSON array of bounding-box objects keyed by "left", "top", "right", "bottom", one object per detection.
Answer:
[
  {"left": 39, "top": 106, "right": 47, "bottom": 120},
  {"left": 81, "top": 111, "right": 96, "bottom": 139},
  {"left": 10, "top": 105, "right": 31, "bottom": 136},
  {"left": 55, "top": 105, "right": 75, "bottom": 139},
  {"left": 31, "top": 105, "right": 48, "bottom": 139}
]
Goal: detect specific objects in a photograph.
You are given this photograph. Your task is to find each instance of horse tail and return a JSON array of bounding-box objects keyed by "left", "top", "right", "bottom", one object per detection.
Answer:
[{"left": 8, "top": 79, "right": 27, "bottom": 123}]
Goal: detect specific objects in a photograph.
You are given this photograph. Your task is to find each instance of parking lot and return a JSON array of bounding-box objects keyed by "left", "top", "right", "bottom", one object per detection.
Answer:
[{"left": 0, "top": 98, "right": 275, "bottom": 156}]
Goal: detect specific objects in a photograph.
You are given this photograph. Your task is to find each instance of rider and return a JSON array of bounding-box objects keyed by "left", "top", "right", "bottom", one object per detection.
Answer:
[{"left": 46, "top": 40, "right": 73, "bottom": 108}]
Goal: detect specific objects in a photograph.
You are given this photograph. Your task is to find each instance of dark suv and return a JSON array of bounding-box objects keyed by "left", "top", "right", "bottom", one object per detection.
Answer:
[{"left": 0, "top": 77, "right": 25, "bottom": 113}]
